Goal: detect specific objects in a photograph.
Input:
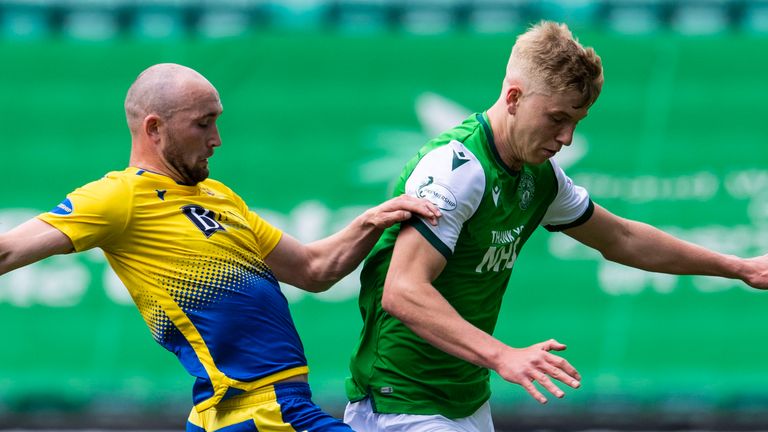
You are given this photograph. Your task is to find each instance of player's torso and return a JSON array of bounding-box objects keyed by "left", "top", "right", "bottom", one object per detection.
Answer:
[
  {"left": 107, "top": 174, "right": 263, "bottom": 271},
  {"left": 100, "top": 170, "right": 306, "bottom": 406},
  {"left": 415, "top": 114, "right": 560, "bottom": 331}
]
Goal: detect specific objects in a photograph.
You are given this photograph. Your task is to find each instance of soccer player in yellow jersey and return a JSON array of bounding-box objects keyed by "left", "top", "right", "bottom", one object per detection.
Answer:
[{"left": 0, "top": 63, "right": 440, "bottom": 432}]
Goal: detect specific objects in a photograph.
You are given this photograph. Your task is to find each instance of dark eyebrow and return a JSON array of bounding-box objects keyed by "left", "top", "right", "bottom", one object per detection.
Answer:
[{"left": 550, "top": 109, "right": 588, "bottom": 121}]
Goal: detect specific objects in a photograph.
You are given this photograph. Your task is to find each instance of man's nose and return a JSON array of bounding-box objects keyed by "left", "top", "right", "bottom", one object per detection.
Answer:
[
  {"left": 211, "top": 125, "right": 222, "bottom": 147},
  {"left": 556, "top": 124, "right": 575, "bottom": 146}
]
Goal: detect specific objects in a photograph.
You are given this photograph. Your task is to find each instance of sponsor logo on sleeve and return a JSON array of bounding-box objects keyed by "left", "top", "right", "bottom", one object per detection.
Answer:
[
  {"left": 50, "top": 198, "right": 74, "bottom": 215},
  {"left": 417, "top": 176, "right": 457, "bottom": 211}
]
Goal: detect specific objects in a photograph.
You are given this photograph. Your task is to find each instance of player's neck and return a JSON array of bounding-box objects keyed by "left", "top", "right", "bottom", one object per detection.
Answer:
[{"left": 486, "top": 104, "right": 524, "bottom": 172}]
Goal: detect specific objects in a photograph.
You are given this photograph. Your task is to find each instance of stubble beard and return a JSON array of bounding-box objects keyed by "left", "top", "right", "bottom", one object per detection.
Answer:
[{"left": 164, "top": 137, "right": 210, "bottom": 186}]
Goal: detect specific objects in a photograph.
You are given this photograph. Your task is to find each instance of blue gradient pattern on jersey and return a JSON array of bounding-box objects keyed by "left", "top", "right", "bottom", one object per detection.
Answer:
[{"left": 153, "top": 252, "right": 306, "bottom": 406}]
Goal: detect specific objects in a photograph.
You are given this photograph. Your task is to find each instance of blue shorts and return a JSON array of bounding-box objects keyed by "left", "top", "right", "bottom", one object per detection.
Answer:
[{"left": 186, "top": 382, "right": 352, "bottom": 432}]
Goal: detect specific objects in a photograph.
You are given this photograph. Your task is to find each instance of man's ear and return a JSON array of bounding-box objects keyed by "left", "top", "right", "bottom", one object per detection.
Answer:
[
  {"left": 144, "top": 114, "right": 162, "bottom": 144},
  {"left": 505, "top": 85, "right": 522, "bottom": 115}
]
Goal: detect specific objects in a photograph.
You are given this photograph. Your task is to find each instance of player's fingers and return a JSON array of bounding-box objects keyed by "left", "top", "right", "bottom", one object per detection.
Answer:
[
  {"left": 393, "top": 210, "right": 413, "bottom": 223},
  {"left": 390, "top": 196, "right": 441, "bottom": 225},
  {"left": 411, "top": 200, "right": 441, "bottom": 225},
  {"left": 375, "top": 210, "right": 411, "bottom": 227},
  {"left": 545, "top": 354, "right": 581, "bottom": 387},
  {"left": 541, "top": 361, "right": 580, "bottom": 389},
  {"left": 540, "top": 338, "right": 566, "bottom": 352},
  {"left": 520, "top": 376, "right": 548, "bottom": 404},
  {"left": 532, "top": 372, "right": 565, "bottom": 399}
]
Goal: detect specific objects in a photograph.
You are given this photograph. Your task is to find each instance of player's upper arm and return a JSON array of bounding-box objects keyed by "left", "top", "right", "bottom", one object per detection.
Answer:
[
  {"left": 263, "top": 233, "right": 310, "bottom": 289},
  {"left": 37, "top": 173, "right": 132, "bottom": 252},
  {"left": 403, "top": 140, "right": 485, "bottom": 258},
  {"left": 382, "top": 224, "right": 447, "bottom": 313},
  {"left": 0, "top": 218, "right": 74, "bottom": 276}
]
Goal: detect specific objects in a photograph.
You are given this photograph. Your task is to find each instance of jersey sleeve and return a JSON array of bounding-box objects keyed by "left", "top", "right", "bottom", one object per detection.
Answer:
[
  {"left": 404, "top": 140, "right": 485, "bottom": 257},
  {"left": 541, "top": 159, "right": 594, "bottom": 232},
  {"left": 36, "top": 173, "right": 131, "bottom": 252},
  {"left": 245, "top": 210, "right": 283, "bottom": 257},
  {"left": 229, "top": 191, "right": 283, "bottom": 258}
]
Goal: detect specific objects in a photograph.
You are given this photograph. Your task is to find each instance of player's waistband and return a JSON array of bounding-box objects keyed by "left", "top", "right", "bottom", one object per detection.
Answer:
[{"left": 212, "top": 381, "right": 312, "bottom": 410}]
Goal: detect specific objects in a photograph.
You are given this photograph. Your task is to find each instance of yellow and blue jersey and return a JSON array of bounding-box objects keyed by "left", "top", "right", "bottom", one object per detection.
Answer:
[{"left": 38, "top": 167, "right": 309, "bottom": 412}]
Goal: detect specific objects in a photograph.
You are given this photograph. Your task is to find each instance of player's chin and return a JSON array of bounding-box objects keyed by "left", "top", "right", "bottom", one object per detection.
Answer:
[
  {"left": 189, "top": 166, "right": 210, "bottom": 184},
  {"left": 530, "top": 154, "right": 553, "bottom": 166}
]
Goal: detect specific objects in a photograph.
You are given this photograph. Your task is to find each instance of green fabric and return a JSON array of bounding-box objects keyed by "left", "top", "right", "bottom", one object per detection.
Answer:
[{"left": 347, "top": 113, "right": 561, "bottom": 418}]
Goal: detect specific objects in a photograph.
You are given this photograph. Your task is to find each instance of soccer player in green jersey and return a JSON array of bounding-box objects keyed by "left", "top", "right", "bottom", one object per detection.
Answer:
[
  {"left": 0, "top": 63, "right": 441, "bottom": 431},
  {"left": 344, "top": 21, "right": 768, "bottom": 431}
]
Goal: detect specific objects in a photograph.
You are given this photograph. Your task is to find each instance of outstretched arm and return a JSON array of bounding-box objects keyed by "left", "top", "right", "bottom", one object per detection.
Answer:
[
  {"left": 565, "top": 204, "right": 768, "bottom": 288},
  {"left": 0, "top": 218, "right": 74, "bottom": 276},
  {"left": 265, "top": 195, "right": 440, "bottom": 292},
  {"left": 382, "top": 224, "right": 581, "bottom": 404}
]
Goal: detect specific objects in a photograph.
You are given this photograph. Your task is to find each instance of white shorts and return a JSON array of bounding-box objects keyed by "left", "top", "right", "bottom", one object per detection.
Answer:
[{"left": 343, "top": 398, "right": 495, "bottom": 432}]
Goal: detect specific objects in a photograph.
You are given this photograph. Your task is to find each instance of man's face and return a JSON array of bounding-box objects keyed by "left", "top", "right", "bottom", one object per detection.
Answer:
[
  {"left": 511, "top": 89, "right": 589, "bottom": 166},
  {"left": 160, "top": 84, "right": 223, "bottom": 185}
]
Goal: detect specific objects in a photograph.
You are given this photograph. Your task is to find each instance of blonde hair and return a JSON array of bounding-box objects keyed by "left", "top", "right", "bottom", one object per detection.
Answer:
[{"left": 507, "top": 21, "right": 603, "bottom": 108}]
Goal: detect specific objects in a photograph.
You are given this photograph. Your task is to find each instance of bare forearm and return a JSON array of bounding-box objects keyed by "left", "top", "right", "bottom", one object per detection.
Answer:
[
  {"left": 383, "top": 281, "right": 506, "bottom": 370},
  {"left": 284, "top": 196, "right": 440, "bottom": 292},
  {"left": 303, "top": 212, "right": 383, "bottom": 289},
  {"left": 0, "top": 246, "right": 38, "bottom": 276},
  {"left": 605, "top": 220, "right": 742, "bottom": 278}
]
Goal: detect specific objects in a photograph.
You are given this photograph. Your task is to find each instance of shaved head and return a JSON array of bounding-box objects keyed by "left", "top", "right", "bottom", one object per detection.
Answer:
[
  {"left": 124, "top": 63, "right": 218, "bottom": 134},
  {"left": 125, "top": 63, "right": 223, "bottom": 185}
]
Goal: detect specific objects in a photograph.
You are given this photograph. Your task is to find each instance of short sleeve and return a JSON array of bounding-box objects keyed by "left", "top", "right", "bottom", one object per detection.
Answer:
[
  {"left": 229, "top": 192, "right": 283, "bottom": 258},
  {"left": 36, "top": 173, "right": 131, "bottom": 252},
  {"left": 404, "top": 141, "right": 485, "bottom": 257},
  {"left": 541, "top": 159, "right": 594, "bottom": 232}
]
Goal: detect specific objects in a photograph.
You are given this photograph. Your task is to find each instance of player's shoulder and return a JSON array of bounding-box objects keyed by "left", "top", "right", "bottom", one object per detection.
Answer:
[
  {"left": 427, "top": 113, "right": 487, "bottom": 149},
  {"left": 199, "top": 177, "right": 238, "bottom": 196},
  {"left": 76, "top": 168, "right": 135, "bottom": 193},
  {"left": 539, "top": 158, "right": 565, "bottom": 187},
  {"left": 417, "top": 139, "right": 486, "bottom": 179}
]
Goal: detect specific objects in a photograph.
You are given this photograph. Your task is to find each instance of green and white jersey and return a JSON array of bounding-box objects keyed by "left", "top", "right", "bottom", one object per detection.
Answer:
[{"left": 346, "top": 112, "right": 594, "bottom": 418}]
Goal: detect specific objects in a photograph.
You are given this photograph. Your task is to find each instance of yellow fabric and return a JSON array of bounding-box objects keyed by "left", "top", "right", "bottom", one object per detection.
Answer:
[
  {"left": 194, "top": 366, "right": 309, "bottom": 412},
  {"left": 38, "top": 167, "right": 294, "bottom": 410},
  {"left": 188, "top": 384, "right": 301, "bottom": 432}
]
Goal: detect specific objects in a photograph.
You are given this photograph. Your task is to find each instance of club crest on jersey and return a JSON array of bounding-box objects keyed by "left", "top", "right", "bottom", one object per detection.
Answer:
[
  {"left": 181, "top": 205, "right": 226, "bottom": 238},
  {"left": 50, "top": 198, "right": 74, "bottom": 215},
  {"left": 417, "top": 176, "right": 457, "bottom": 211},
  {"left": 517, "top": 173, "right": 535, "bottom": 211}
]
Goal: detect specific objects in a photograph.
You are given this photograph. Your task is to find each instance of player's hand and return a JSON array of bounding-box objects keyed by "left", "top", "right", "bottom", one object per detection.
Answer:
[
  {"left": 741, "top": 254, "right": 768, "bottom": 289},
  {"left": 364, "top": 195, "right": 441, "bottom": 229},
  {"left": 494, "top": 339, "right": 581, "bottom": 404}
]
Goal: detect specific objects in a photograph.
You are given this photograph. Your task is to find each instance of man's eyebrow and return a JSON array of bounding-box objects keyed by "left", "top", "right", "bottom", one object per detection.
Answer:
[
  {"left": 550, "top": 109, "right": 589, "bottom": 120},
  {"left": 197, "top": 111, "right": 221, "bottom": 119},
  {"left": 548, "top": 110, "right": 573, "bottom": 118}
]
